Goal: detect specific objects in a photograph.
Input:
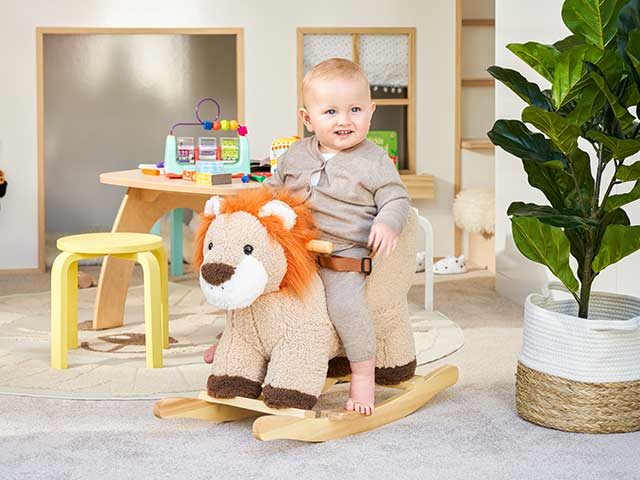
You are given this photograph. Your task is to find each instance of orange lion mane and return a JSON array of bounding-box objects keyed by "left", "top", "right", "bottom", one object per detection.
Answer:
[{"left": 193, "top": 188, "right": 320, "bottom": 298}]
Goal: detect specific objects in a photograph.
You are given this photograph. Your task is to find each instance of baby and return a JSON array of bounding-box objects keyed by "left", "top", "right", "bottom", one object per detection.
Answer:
[{"left": 203, "top": 58, "right": 409, "bottom": 416}]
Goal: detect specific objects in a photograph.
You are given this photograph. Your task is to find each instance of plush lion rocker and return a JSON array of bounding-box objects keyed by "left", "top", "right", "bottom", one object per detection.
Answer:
[{"left": 194, "top": 188, "right": 418, "bottom": 410}]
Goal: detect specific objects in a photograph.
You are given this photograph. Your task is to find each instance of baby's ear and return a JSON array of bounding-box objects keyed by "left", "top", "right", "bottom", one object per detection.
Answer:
[{"left": 298, "top": 108, "right": 313, "bottom": 132}]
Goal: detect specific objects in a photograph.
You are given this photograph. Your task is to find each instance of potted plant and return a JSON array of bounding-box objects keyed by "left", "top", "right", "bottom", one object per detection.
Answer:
[{"left": 488, "top": 0, "right": 640, "bottom": 433}]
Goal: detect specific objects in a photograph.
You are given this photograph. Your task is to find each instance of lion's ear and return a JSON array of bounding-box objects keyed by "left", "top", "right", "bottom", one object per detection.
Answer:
[
  {"left": 204, "top": 196, "right": 222, "bottom": 216},
  {"left": 258, "top": 199, "right": 297, "bottom": 230}
]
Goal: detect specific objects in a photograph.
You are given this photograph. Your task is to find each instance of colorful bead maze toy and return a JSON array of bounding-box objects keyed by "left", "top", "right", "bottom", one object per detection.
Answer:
[{"left": 164, "top": 97, "right": 250, "bottom": 177}]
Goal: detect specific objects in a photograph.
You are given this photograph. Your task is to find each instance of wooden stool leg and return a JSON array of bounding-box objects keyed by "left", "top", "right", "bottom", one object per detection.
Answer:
[
  {"left": 152, "top": 246, "right": 170, "bottom": 349},
  {"left": 67, "top": 260, "right": 79, "bottom": 349},
  {"left": 51, "top": 252, "right": 79, "bottom": 369},
  {"left": 137, "top": 251, "right": 163, "bottom": 368}
]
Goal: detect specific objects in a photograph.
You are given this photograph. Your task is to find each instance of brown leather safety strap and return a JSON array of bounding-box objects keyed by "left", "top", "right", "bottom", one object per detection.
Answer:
[{"left": 316, "top": 255, "right": 373, "bottom": 275}]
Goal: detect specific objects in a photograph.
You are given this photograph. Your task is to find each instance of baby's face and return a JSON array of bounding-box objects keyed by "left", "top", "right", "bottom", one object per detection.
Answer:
[{"left": 300, "top": 76, "right": 375, "bottom": 153}]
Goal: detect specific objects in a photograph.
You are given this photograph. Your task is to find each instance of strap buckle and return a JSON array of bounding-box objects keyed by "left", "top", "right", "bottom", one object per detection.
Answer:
[{"left": 361, "top": 256, "right": 372, "bottom": 275}]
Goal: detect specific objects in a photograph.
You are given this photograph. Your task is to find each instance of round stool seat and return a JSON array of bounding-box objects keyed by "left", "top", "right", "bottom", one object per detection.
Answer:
[{"left": 57, "top": 233, "right": 163, "bottom": 255}]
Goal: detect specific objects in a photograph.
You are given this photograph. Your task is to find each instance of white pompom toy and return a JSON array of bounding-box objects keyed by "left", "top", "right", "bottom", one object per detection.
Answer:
[{"left": 453, "top": 188, "right": 495, "bottom": 237}]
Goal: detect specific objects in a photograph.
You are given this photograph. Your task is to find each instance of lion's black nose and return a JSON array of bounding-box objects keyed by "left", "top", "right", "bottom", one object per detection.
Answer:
[{"left": 201, "top": 262, "right": 235, "bottom": 286}]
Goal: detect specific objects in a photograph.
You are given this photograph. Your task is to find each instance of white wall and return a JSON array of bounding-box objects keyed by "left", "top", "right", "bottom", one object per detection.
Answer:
[
  {"left": 0, "top": 0, "right": 456, "bottom": 270},
  {"left": 495, "top": 0, "right": 640, "bottom": 303}
]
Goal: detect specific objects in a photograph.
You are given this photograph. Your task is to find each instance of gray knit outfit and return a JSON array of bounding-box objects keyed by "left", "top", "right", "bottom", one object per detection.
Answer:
[{"left": 266, "top": 136, "right": 410, "bottom": 361}]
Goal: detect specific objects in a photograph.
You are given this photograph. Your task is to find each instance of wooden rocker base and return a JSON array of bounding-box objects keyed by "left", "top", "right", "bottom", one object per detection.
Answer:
[{"left": 153, "top": 364, "right": 458, "bottom": 442}]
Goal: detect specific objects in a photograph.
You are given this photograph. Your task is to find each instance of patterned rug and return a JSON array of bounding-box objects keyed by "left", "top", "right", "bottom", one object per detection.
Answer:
[{"left": 0, "top": 282, "right": 463, "bottom": 399}]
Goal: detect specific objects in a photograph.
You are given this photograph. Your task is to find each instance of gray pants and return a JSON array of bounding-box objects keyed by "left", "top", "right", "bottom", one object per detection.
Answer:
[{"left": 318, "top": 264, "right": 375, "bottom": 363}]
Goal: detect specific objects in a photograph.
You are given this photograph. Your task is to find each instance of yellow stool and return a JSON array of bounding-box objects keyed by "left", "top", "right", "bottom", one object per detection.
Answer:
[{"left": 51, "top": 233, "right": 169, "bottom": 369}]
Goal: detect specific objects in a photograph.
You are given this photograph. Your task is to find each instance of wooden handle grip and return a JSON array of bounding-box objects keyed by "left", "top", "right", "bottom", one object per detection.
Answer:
[{"left": 306, "top": 240, "right": 333, "bottom": 254}]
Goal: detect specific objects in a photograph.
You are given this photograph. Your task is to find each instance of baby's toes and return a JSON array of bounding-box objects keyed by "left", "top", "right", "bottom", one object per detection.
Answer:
[{"left": 345, "top": 398, "right": 355, "bottom": 411}]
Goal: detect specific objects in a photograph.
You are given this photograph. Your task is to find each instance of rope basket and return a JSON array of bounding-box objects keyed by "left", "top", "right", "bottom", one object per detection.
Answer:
[
  {"left": 518, "top": 284, "right": 640, "bottom": 433},
  {"left": 516, "top": 362, "right": 640, "bottom": 433}
]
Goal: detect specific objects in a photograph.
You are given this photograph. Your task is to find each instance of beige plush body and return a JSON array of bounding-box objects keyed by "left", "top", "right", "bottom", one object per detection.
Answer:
[{"left": 196, "top": 189, "right": 417, "bottom": 410}]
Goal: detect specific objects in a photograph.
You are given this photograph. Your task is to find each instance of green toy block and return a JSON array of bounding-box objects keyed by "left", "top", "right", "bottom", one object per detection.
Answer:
[{"left": 367, "top": 130, "right": 398, "bottom": 168}]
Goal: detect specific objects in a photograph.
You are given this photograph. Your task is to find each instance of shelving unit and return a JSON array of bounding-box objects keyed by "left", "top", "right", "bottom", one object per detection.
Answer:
[
  {"left": 460, "top": 138, "right": 494, "bottom": 150},
  {"left": 454, "top": 0, "right": 495, "bottom": 269},
  {"left": 462, "top": 19, "right": 495, "bottom": 27},
  {"left": 461, "top": 78, "right": 494, "bottom": 87}
]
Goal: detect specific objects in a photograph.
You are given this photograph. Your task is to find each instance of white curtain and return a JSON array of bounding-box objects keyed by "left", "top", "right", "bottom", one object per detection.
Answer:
[
  {"left": 303, "top": 34, "right": 353, "bottom": 75},
  {"left": 359, "top": 34, "right": 408, "bottom": 88}
]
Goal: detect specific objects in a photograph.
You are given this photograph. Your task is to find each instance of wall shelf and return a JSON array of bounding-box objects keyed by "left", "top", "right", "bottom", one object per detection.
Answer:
[
  {"left": 461, "top": 138, "right": 494, "bottom": 150},
  {"left": 400, "top": 173, "right": 435, "bottom": 200},
  {"left": 462, "top": 19, "right": 495, "bottom": 27},
  {"left": 462, "top": 78, "right": 494, "bottom": 87},
  {"left": 375, "top": 98, "right": 410, "bottom": 106}
]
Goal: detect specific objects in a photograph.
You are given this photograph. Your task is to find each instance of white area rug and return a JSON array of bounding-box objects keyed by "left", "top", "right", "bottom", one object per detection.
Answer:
[{"left": 0, "top": 282, "right": 463, "bottom": 400}]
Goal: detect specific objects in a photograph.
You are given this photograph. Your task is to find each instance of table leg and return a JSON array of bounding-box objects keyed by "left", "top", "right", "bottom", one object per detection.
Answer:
[
  {"left": 93, "top": 188, "right": 206, "bottom": 330},
  {"left": 170, "top": 209, "right": 184, "bottom": 276}
]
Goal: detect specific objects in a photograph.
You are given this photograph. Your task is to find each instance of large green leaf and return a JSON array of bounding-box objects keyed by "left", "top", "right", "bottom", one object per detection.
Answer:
[
  {"left": 621, "top": 76, "right": 640, "bottom": 106},
  {"left": 586, "top": 130, "right": 640, "bottom": 159},
  {"left": 522, "top": 106, "right": 581, "bottom": 154},
  {"left": 564, "top": 228, "right": 587, "bottom": 270},
  {"left": 617, "top": 160, "right": 640, "bottom": 180},
  {"left": 592, "top": 224, "right": 640, "bottom": 272},
  {"left": 566, "top": 83, "right": 607, "bottom": 125},
  {"left": 522, "top": 160, "right": 569, "bottom": 208},
  {"left": 507, "top": 42, "right": 560, "bottom": 81},
  {"left": 552, "top": 44, "right": 604, "bottom": 108},
  {"left": 521, "top": 150, "right": 594, "bottom": 212},
  {"left": 568, "top": 149, "right": 597, "bottom": 203},
  {"left": 605, "top": 180, "right": 640, "bottom": 209},
  {"left": 590, "top": 71, "right": 637, "bottom": 134},
  {"left": 554, "top": 34, "right": 585, "bottom": 52},
  {"left": 618, "top": 8, "right": 640, "bottom": 93},
  {"left": 507, "top": 202, "right": 598, "bottom": 228},
  {"left": 626, "top": 28, "right": 640, "bottom": 72},
  {"left": 562, "top": 0, "right": 627, "bottom": 50},
  {"left": 511, "top": 216, "right": 580, "bottom": 291},
  {"left": 487, "top": 66, "right": 552, "bottom": 109},
  {"left": 487, "top": 120, "right": 566, "bottom": 166},
  {"left": 618, "top": 0, "right": 640, "bottom": 50},
  {"left": 594, "top": 207, "right": 631, "bottom": 258}
]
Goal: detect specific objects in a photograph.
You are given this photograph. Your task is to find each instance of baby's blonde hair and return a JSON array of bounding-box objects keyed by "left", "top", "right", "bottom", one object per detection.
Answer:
[{"left": 302, "top": 58, "right": 370, "bottom": 106}]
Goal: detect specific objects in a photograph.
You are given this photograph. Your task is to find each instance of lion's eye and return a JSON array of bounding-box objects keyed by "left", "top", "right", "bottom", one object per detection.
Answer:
[
  {"left": 243, "top": 244, "right": 254, "bottom": 255},
  {"left": 208, "top": 242, "right": 213, "bottom": 250}
]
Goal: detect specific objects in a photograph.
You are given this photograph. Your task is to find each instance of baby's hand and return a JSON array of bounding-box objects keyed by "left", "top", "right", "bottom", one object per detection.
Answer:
[{"left": 368, "top": 223, "right": 399, "bottom": 257}]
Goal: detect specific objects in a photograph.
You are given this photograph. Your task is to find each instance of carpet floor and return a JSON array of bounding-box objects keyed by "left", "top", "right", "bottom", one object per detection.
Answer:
[{"left": 1, "top": 273, "right": 638, "bottom": 479}]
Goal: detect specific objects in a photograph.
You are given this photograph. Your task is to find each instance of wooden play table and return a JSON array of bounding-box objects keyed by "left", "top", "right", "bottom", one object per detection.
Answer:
[{"left": 95, "top": 169, "right": 261, "bottom": 330}]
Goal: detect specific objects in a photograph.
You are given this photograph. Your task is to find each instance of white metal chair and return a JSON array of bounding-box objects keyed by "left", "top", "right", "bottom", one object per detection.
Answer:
[{"left": 413, "top": 208, "right": 434, "bottom": 312}]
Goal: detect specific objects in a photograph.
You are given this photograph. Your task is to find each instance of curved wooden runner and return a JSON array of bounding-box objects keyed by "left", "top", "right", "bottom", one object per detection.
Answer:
[{"left": 154, "top": 365, "right": 458, "bottom": 442}]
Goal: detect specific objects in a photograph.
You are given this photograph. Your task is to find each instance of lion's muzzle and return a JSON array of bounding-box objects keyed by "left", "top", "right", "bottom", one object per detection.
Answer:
[{"left": 201, "top": 262, "right": 236, "bottom": 286}]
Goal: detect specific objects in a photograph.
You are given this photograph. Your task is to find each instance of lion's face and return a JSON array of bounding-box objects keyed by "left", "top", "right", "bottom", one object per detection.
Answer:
[{"left": 199, "top": 210, "right": 288, "bottom": 310}]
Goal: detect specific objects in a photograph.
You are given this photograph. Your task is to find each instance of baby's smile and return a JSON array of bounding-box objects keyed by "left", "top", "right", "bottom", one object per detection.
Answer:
[{"left": 335, "top": 129, "right": 354, "bottom": 136}]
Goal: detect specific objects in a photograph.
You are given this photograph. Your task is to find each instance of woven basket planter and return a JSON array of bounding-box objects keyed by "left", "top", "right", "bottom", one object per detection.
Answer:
[{"left": 516, "top": 284, "right": 640, "bottom": 433}]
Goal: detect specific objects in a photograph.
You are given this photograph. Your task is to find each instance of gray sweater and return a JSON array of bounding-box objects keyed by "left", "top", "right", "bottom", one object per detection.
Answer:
[{"left": 266, "top": 136, "right": 410, "bottom": 253}]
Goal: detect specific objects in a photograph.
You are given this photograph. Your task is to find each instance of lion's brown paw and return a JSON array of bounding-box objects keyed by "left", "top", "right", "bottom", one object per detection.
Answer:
[
  {"left": 375, "top": 359, "right": 417, "bottom": 385},
  {"left": 262, "top": 384, "right": 318, "bottom": 410},
  {"left": 207, "top": 374, "right": 262, "bottom": 399}
]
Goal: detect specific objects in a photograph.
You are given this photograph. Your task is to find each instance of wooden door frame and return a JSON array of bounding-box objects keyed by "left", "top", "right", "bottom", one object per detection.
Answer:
[{"left": 31, "top": 27, "right": 244, "bottom": 273}]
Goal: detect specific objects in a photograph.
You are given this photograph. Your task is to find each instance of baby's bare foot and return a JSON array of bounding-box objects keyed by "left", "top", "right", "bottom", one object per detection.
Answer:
[
  {"left": 346, "top": 374, "right": 375, "bottom": 415},
  {"left": 203, "top": 343, "right": 217, "bottom": 364},
  {"left": 345, "top": 358, "right": 376, "bottom": 415}
]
